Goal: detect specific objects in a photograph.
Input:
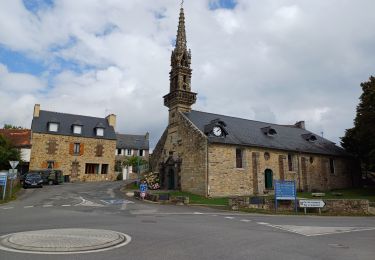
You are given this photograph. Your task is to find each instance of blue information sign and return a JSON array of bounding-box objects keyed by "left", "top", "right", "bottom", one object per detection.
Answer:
[
  {"left": 275, "top": 180, "right": 296, "bottom": 200},
  {"left": 0, "top": 174, "right": 7, "bottom": 200},
  {"left": 274, "top": 180, "right": 297, "bottom": 212}
]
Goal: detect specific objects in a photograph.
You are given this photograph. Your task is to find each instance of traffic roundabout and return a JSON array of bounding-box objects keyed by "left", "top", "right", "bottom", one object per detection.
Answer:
[{"left": 0, "top": 228, "right": 131, "bottom": 254}]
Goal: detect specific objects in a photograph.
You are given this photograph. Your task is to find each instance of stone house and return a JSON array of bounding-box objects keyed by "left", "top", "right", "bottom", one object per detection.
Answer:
[
  {"left": 115, "top": 133, "right": 150, "bottom": 179},
  {"left": 0, "top": 128, "right": 31, "bottom": 174},
  {"left": 29, "top": 104, "right": 117, "bottom": 182},
  {"left": 115, "top": 133, "right": 150, "bottom": 160},
  {"left": 150, "top": 7, "right": 356, "bottom": 197}
]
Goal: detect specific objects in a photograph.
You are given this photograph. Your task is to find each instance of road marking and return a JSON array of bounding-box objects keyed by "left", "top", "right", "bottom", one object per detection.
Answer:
[
  {"left": 240, "top": 219, "right": 251, "bottom": 222},
  {"left": 61, "top": 204, "right": 71, "bottom": 207},
  {"left": 256, "top": 222, "right": 269, "bottom": 225},
  {"left": 43, "top": 205, "right": 53, "bottom": 207},
  {"left": 0, "top": 207, "right": 14, "bottom": 210},
  {"left": 100, "top": 199, "right": 134, "bottom": 205},
  {"left": 266, "top": 224, "right": 375, "bottom": 237},
  {"left": 24, "top": 206, "right": 34, "bottom": 208},
  {"left": 225, "top": 216, "right": 235, "bottom": 219},
  {"left": 75, "top": 196, "right": 105, "bottom": 207},
  {"left": 193, "top": 212, "right": 203, "bottom": 215}
]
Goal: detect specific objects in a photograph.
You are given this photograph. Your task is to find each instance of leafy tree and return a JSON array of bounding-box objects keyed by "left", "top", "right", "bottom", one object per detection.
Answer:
[
  {"left": 122, "top": 155, "right": 148, "bottom": 167},
  {"left": 3, "top": 124, "right": 24, "bottom": 129},
  {"left": 0, "top": 135, "right": 21, "bottom": 170},
  {"left": 341, "top": 76, "right": 375, "bottom": 172}
]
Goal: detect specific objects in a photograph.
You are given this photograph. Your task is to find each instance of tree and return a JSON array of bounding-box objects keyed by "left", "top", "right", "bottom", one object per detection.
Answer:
[
  {"left": 3, "top": 124, "right": 24, "bottom": 129},
  {"left": 122, "top": 155, "right": 148, "bottom": 168},
  {"left": 0, "top": 135, "right": 21, "bottom": 170},
  {"left": 341, "top": 76, "right": 375, "bottom": 172}
]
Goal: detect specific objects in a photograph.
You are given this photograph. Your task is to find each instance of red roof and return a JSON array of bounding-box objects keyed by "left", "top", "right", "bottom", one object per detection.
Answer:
[{"left": 0, "top": 129, "right": 31, "bottom": 148}]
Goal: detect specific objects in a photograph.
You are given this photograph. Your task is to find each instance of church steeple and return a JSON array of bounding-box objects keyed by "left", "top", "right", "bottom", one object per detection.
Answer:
[
  {"left": 176, "top": 7, "right": 187, "bottom": 52},
  {"left": 164, "top": 5, "right": 197, "bottom": 125}
]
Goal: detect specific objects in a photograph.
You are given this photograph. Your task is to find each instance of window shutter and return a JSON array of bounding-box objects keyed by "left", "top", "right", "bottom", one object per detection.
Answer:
[
  {"left": 80, "top": 143, "right": 85, "bottom": 156},
  {"left": 54, "top": 162, "right": 59, "bottom": 168},
  {"left": 41, "top": 161, "right": 48, "bottom": 168},
  {"left": 69, "top": 143, "right": 74, "bottom": 155}
]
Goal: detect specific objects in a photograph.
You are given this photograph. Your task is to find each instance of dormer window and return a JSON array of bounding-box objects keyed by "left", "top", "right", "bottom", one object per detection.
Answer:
[
  {"left": 73, "top": 125, "right": 82, "bottom": 135},
  {"left": 302, "top": 133, "right": 317, "bottom": 142},
  {"left": 96, "top": 128, "right": 104, "bottom": 137},
  {"left": 72, "top": 120, "right": 83, "bottom": 135},
  {"left": 204, "top": 118, "right": 228, "bottom": 137},
  {"left": 261, "top": 126, "right": 277, "bottom": 136},
  {"left": 48, "top": 122, "right": 59, "bottom": 132},
  {"left": 95, "top": 122, "right": 105, "bottom": 137}
]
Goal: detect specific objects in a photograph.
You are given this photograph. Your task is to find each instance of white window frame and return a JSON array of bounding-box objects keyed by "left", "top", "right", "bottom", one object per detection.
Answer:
[
  {"left": 96, "top": 128, "right": 104, "bottom": 137},
  {"left": 73, "top": 125, "right": 82, "bottom": 134},
  {"left": 48, "top": 123, "right": 59, "bottom": 132},
  {"left": 126, "top": 149, "right": 132, "bottom": 156},
  {"left": 73, "top": 143, "right": 80, "bottom": 155}
]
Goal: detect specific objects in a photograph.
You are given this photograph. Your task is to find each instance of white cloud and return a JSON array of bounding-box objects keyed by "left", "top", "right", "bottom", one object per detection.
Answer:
[
  {"left": 0, "top": 0, "right": 374, "bottom": 147},
  {"left": 0, "top": 64, "right": 45, "bottom": 93}
]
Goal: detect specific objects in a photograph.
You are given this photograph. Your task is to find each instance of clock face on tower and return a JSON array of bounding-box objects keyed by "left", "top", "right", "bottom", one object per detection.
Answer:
[{"left": 212, "top": 126, "right": 222, "bottom": 137}]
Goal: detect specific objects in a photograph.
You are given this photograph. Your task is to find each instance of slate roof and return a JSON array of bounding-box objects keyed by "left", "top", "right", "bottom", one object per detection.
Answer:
[
  {"left": 183, "top": 110, "right": 349, "bottom": 157},
  {"left": 116, "top": 134, "right": 149, "bottom": 150},
  {"left": 0, "top": 129, "right": 31, "bottom": 148},
  {"left": 31, "top": 110, "right": 116, "bottom": 140}
]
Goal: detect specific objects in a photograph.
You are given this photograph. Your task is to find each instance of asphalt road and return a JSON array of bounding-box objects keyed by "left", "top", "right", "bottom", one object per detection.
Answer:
[{"left": 0, "top": 181, "right": 374, "bottom": 260}]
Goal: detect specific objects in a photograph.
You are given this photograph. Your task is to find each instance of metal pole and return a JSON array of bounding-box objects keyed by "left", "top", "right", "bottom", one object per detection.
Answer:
[
  {"left": 9, "top": 179, "right": 13, "bottom": 199},
  {"left": 137, "top": 151, "right": 140, "bottom": 180}
]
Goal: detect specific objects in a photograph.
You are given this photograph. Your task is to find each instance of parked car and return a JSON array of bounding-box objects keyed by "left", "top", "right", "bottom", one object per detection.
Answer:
[
  {"left": 23, "top": 172, "right": 43, "bottom": 189},
  {"left": 39, "top": 170, "right": 63, "bottom": 185}
]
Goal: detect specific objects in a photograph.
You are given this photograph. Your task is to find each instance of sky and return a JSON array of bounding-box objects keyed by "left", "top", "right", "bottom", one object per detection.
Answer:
[{"left": 0, "top": 0, "right": 374, "bottom": 150}]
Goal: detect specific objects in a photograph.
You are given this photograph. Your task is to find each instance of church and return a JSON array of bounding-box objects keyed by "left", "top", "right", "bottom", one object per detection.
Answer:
[{"left": 150, "top": 6, "right": 356, "bottom": 197}]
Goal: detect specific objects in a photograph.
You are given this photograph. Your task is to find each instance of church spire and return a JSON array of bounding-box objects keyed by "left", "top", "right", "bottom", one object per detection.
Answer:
[
  {"left": 163, "top": 4, "right": 197, "bottom": 126},
  {"left": 175, "top": 7, "right": 187, "bottom": 52}
]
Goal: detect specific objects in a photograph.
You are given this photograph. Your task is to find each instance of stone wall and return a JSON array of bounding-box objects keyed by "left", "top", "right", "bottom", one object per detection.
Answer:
[
  {"left": 229, "top": 197, "right": 370, "bottom": 215},
  {"left": 152, "top": 112, "right": 208, "bottom": 196},
  {"left": 30, "top": 133, "right": 116, "bottom": 182},
  {"left": 322, "top": 199, "right": 369, "bottom": 215},
  {"left": 207, "top": 145, "right": 354, "bottom": 197},
  {"left": 150, "top": 129, "right": 168, "bottom": 172},
  {"left": 178, "top": 113, "right": 207, "bottom": 195}
]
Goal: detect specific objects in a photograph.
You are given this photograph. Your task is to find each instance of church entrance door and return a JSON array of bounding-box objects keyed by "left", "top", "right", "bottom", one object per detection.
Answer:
[{"left": 167, "top": 169, "right": 175, "bottom": 190}]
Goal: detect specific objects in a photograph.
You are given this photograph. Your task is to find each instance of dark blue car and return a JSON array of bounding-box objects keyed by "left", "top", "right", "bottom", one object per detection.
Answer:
[{"left": 23, "top": 172, "right": 43, "bottom": 189}]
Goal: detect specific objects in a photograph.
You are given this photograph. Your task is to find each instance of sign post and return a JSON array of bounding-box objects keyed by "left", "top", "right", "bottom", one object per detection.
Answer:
[
  {"left": 274, "top": 180, "right": 297, "bottom": 212},
  {"left": 8, "top": 161, "right": 19, "bottom": 199},
  {"left": 299, "top": 199, "right": 325, "bottom": 214}
]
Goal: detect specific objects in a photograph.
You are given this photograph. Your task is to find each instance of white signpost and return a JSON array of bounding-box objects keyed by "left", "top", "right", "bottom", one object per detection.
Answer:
[
  {"left": 8, "top": 161, "right": 19, "bottom": 198},
  {"left": 299, "top": 199, "right": 326, "bottom": 214},
  {"left": 9, "top": 161, "right": 19, "bottom": 169}
]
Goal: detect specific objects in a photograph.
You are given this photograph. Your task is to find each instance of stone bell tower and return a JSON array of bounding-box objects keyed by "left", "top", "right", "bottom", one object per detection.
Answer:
[{"left": 163, "top": 5, "right": 197, "bottom": 126}]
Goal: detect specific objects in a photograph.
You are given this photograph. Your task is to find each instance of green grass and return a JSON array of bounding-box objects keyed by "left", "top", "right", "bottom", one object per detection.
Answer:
[
  {"left": 124, "top": 181, "right": 138, "bottom": 190},
  {"left": 0, "top": 183, "right": 21, "bottom": 204},
  {"left": 151, "top": 190, "right": 229, "bottom": 206},
  {"left": 298, "top": 188, "right": 375, "bottom": 202}
]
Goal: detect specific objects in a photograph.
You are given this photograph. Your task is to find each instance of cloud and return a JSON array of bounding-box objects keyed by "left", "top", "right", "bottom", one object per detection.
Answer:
[{"left": 0, "top": 0, "right": 374, "bottom": 147}]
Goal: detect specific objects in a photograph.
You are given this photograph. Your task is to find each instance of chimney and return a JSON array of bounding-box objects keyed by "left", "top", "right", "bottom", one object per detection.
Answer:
[
  {"left": 295, "top": 121, "right": 305, "bottom": 129},
  {"left": 106, "top": 114, "right": 116, "bottom": 129},
  {"left": 33, "top": 104, "right": 40, "bottom": 118}
]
